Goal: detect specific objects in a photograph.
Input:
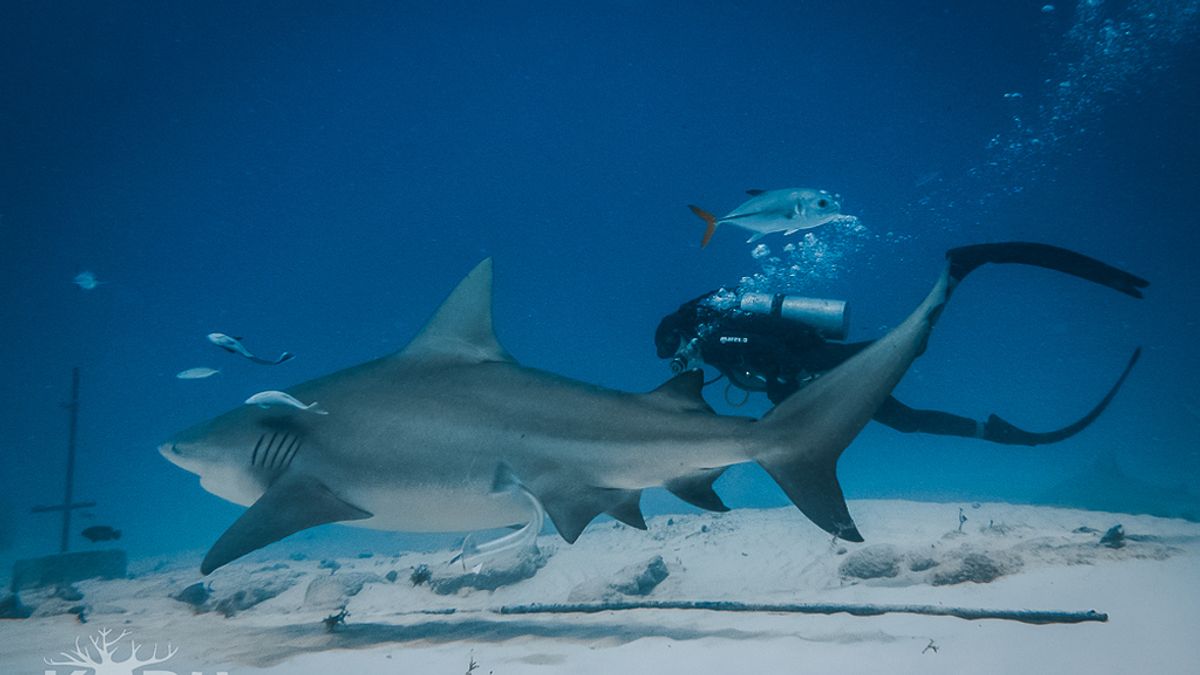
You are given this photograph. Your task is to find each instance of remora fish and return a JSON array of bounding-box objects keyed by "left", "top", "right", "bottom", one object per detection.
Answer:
[
  {"left": 245, "top": 390, "right": 328, "bottom": 415},
  {"left": 208, "top": 333, "right": 294, "bottom": 365},
  {"left": 160, "top": 243, "right": 1147, "bottom": 575},
  {"left": 689, "top": 188, "right": 842, "bottom": 248},
  {"left": 177, "top": 367, "right": 220, "bottom": 379}
]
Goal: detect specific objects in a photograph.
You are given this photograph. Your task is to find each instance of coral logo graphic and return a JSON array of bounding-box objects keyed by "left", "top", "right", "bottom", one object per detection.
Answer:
[{"left": 43, "top": 628, "right": 228, "bottom": 675}]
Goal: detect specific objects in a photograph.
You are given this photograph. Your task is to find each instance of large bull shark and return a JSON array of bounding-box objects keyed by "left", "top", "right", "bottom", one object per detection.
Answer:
[{"left": 160, "top": 243, "right": 1147, "bottom": 574}]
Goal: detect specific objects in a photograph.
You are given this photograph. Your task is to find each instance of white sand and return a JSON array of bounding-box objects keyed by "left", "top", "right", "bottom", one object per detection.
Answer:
[{"left": 4, "top": 500, "right": 1199, "bottom": 674}]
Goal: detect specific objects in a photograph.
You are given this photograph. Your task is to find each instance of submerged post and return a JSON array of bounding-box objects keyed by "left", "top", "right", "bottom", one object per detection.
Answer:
[
  {"left": 30, "top": 367, "right": 94, "bottom": 552},
  {"left": 60, "top": 366, "right": 80, "bottom": 553},
  {"left": 18, "top": 367, "right": 124, "bottom": 592}
]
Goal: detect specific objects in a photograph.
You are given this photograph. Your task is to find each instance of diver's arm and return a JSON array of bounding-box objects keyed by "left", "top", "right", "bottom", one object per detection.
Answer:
[{"left": 875, "top": 348, "right": 1141, "bottom": 446}]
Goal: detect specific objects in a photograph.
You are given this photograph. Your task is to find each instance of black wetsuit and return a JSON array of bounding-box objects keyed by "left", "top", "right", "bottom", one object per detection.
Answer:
[{"left": 655, "top": 242, "right": 1145, "bottom": 447}]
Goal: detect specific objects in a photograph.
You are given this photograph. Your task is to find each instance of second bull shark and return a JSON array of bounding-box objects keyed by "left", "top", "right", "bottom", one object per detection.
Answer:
[{"left": 161, "top": 243, "right": 1147, "bottom": 574}]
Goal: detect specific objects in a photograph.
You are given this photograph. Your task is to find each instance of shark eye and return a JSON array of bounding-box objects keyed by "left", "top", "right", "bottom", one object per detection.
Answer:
[{"left": 816, "top": 199, "right": 829, "bottom": 208}]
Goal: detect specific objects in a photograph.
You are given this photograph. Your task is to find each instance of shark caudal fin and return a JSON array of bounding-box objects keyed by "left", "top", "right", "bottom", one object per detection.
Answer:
[
  {"left": 752, "top": 242, "right": 1148, "bottom": 543},
  {"left": 754, "top": 269, "right": 954, "bottom": 542},
  {"left": 688, "top": 205, "right": 719, "bottom": 248}
]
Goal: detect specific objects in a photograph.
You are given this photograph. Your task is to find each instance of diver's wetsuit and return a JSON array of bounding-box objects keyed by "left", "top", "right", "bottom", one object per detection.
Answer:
[{"left": 655, "top": 242, "right": 1145, "bottom": 447}]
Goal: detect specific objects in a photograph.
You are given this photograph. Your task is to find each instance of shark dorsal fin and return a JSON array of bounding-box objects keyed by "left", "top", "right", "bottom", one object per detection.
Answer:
[
  {"left": 398, "top": 258, "right": 513, "bottom": 364},
  {"left": 644, "top": 370, "right": 713, "bottom": 414}
]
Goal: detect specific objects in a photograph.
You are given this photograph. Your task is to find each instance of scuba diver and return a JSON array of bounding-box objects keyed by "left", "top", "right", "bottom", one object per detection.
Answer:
[{"left": 655, "top": 242, "right": 1145, "bottom": 446}]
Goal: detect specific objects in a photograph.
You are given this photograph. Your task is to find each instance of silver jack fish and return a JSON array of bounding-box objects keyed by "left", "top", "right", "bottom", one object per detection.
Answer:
[{"left": 689, "top": 188, "right": 842, "bottom": 248}]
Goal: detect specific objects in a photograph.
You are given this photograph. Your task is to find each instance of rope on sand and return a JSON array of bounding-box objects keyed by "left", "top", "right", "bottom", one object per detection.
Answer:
[{"left": 496, "top": 600, "right": 1108, "bottom": 625}]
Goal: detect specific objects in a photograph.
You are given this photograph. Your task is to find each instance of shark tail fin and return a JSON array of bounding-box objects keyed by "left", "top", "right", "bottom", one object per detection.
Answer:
[
  {"left": 688, "top": 205, "right": 719, "bottom": 248},
  {"left": 752, "top": 242, "right": 1148, "bottom": 543}
]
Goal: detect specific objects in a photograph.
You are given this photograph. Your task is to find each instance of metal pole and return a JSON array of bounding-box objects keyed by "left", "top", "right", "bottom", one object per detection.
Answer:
[{"left": 60, "top": 367, "right": 80, "bottom": 553}]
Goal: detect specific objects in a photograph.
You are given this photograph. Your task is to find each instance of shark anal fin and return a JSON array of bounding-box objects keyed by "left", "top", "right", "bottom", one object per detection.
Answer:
[
  {"left": 644, "top": 370, "right": 714, "bottom": 414},
  {"left": 539, "top": 484, "right": 641, "bottom": 544},
  {"left": 664, "top": 468, "right": 729, "bottom": 512},
  {"left": 201, "top": 473, "right": 372, "bottom": 575},
  {"left": 757, "top": 455, "right": 862, "bottom": 542},
  {"left": 606, "top": 490, "right": 647, "bottom": 530}
]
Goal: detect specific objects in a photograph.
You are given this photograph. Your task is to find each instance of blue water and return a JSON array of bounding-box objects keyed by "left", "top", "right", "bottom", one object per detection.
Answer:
[{"left": 1, "top": 1, "right": 1197, "bottom": 567}]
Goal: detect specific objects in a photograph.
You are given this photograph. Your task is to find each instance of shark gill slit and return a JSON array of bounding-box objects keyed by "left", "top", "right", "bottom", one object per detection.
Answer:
[
  {"left": 274, "top": 435, "right": 299, "bottom": 469},
  {"left": 259, "top": 432, "right": 279, "bottom": 467},
  {"left": 280, "top": 437, "right": 303, "bottom": 469},
  {"left": 249, "top": 433, "right": 266, "bottom": 466},
  {"left": 267, "top": 433, "right": 289, "bottom": 468}
]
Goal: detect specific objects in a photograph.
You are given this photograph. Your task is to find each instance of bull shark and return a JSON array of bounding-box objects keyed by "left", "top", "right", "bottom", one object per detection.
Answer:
[{"left": 160, "top": 243, "right": 1147, "bottom": 574}]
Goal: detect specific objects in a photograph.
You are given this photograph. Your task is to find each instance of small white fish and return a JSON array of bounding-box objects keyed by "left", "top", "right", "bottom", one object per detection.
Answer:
[
  {"left": 72, "top": 271, "right": 104, "bottom": 291},
  {"left": 176, "top": 367, "right": 220, "bottom": 379},
  {"left": 208, "top": 333, "right": 294, "bottom": 365},
  {"left": 688, "top": 188, "right": 842, "bottom": 248},
  {"left": 245, "top": 390, "right": 328, "bottom": 415}
]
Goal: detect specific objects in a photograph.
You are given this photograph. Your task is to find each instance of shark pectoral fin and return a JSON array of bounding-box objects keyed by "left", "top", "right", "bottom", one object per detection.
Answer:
[
  {"left": 201, "top": 474, "right": 372, "bottom": 575},
  {"left": 606, "top": 490, "right": 647, "bottom": 530},
  {"left": 396, "top": 258, "right": 515, "bottom": 365},
  {"left": 644, "top": 370, "right": 714, "bottom": 414},
  {"left": 664, "top": 468, "right": 729, "bottom": 512},
  {"left": 757, "top": 454, "right": 862, "bottom": 542}
]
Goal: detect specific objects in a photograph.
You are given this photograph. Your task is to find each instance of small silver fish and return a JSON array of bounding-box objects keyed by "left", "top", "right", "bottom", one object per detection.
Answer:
[
  {"left": 688, "top": 188, "right": 842, "bottom": 247},
  {"left": 72, "top": 271, "right": 104, "bottom": 291},
  {"left": 176, "top": 367, "right": 220, "bottom": 379},
  {"left": 244, "top": 390, "right": 328, "bottom": 415},
  {"left": 208, "top": 333, "right": 294, "bottom": 365}
]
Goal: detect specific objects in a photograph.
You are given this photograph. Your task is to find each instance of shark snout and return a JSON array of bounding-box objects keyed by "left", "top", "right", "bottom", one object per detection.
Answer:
[{"left": 158, "top": 441, "right": 194, "bottom": 472}]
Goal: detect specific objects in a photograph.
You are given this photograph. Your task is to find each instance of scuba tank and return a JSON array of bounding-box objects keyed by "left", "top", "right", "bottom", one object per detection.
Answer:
[{"left": 738, "top": 292, "right": 851, "bottom": 340}]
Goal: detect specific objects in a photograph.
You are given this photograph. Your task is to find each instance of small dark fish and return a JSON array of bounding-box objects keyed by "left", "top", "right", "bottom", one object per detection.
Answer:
[{"left": 81, "top": 525, "right": 121, "bottom": 542}]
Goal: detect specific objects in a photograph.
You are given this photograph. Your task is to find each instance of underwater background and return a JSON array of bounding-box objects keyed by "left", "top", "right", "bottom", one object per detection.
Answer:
[{"left": 0, "top": 0, "right": 1197, "bottom": 570}]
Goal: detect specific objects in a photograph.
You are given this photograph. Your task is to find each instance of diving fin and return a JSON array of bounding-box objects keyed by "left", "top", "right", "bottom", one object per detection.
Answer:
[
  {"left": 201, "top": 473, "right": 372, "bottom": 574},
  {"left": 946, "top": 242, "right": 1149, "bottom": 298},
  {"left": 983, "top": 347, "right": 1142, "bottom": 445}
]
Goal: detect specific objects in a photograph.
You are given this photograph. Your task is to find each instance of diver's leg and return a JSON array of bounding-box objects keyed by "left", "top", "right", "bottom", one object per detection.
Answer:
[{"left": 873, "top": 396, "right": 982, "bottom": 437}]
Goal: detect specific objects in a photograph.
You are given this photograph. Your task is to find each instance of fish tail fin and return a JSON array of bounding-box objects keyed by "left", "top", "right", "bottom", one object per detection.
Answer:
[
  {"left": 275, "top": 352, "right": 295, "bottom": 365},
  {"left": 688, "top": 205, "right": 719, "bottom": 248}
]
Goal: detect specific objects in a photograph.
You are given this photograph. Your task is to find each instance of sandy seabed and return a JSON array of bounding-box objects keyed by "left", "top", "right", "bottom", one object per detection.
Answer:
[{"left": 3, "top": 499, "right": 1199, "bottom": 674}]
